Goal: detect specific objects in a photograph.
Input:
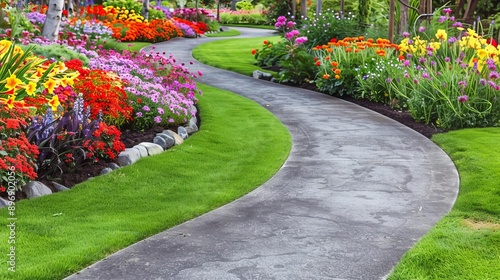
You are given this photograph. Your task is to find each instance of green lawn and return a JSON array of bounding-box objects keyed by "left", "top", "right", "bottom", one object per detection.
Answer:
[
  {"left": 103, "top": 39, "right": 151, "bottom": 52},
  {"left": 0, "top": 84, "right": 291, "bottom": 280},
  {"left": 192, "top": 36, "right": 280, "bottom": 76},
  {"left": 223, "top": 24, "right": 276, "bottom": 30},
  {"left": 389, "top": 128, "right": 500, "bottom": 279},
  {"left": 206, "top": 28, "right": 241, "bottom": 37}
]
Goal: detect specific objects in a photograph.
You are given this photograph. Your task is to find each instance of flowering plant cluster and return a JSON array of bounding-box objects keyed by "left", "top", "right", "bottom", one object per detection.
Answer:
[
  {"left": 72, "top": 67, "right": 133, "bottom": 127},
  {"left": 313, "top": 37, "right": 399, "bottom": 96},
  {"left": 0, "top": 106, "right": 39, "bottom": 192},
  {"left": 82, "top": 122, "right": 125, "bottom": 161},
  {"left": 0, "top": 40, "right": 78, "bottom": 110},
  {"left": 106, "top": 19, "right": 183, "bottom": 42},
  {"left": 89, "top": 48, "right": 201, "bottom": 130},
  {"left": 253, "top": 15, "right": 313, "bottom": 83},
  {"left": 173, "top": 18, "right": 209, "bottom": 35}
]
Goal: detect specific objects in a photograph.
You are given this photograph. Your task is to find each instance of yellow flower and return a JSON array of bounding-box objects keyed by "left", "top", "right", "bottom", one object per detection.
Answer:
[
  {"left": 0, "top": 40, "right": 12, "bottom": 57},
  {"left": 4, "top": 74, "right": 22, "bottom": 90},
  {"left": 477, "top": 49, "right": 488, "bottom": 60},
  {"left": 43, "top": 78, "right": 57, "bottom": 94},
  {"left": 430, "top": 42, "right": 441, "bottom": 51},
  {"left": 435, "top": 29, "right": 447, "bottom": 41},
  {"left": 57, "top": 61, "right": 68, "bottom": 73},
  {"left": 24, "top": 81, "right": 37, "bottom": 96},
  {"left": 13, "top": 46, "right": 24, "bottom": 56},
  {"left": 48, "top": 95, "right": 60, "bottom": 111}
]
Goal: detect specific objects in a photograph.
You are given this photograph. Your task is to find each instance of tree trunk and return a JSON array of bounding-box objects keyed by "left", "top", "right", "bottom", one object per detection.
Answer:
[
  {"left": 300, "top": 0, "right": 307, "bottom": 18},
  {"left": 398, "top": 0, "right": 409, "bottom": 33},
  {"left": 42, "top": 0, "right": 64, "bottom": 41},
  {"left": 340, "top": 0, "right": 344, "bottom": 18},
  {"left": 316, "top": 0, "right": 322, "bottom": 14},
  {"left": 142, "top": 0, "right": 149, "bottom": 19},
  {"left": 292, "top": 0, "right": 296, "bottom": 18}
]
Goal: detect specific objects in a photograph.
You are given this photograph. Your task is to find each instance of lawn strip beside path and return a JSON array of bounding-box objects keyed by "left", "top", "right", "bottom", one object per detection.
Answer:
[
  {"left": 0, "top": 83, "right": 291, "bottom": 280},
  {"left": 389, "top": 128, "right": 500, "bottom": 279}
]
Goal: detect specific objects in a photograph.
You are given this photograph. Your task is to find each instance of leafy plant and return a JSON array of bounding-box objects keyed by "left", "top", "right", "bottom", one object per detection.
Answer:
[{"left": 27, "top": 97, "right": 100, "bottom": 179}]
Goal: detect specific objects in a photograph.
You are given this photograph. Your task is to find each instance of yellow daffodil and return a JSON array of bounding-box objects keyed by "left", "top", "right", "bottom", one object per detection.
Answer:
[
  {"left": 477, "top": 49, "right": 488, "bottom": 60},
  {"left": 48, "top": 95, "right": 60, "bottom": 111},
  {"left": 24, "top": 81, "right": 37, "bottom": 96},
  {"left": 435, "top": 29, "right": 447, "bottom": 41},
  {"left": 43, "top": 78, "right": 57, "bottom": 94},
  {"left": 4, "top": 73, "right": 22, "bottom": 90}
]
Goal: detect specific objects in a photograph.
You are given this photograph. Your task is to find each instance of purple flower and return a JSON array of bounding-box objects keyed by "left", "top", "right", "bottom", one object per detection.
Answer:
[
  {"left": 402, "top": 31, "right": 410, "bottom": 37},
  {"left": 413, "top": 78, "right": 419, "bottom": 84},
  {"left": 445, "top": 57, "right": 451, "bottom": 62},
  {"left": 488, "top": 71, "right": 500, "bottom": 80},
  {"left": 450, "top": 16, "right": 455, "bottom": 21},
  {"left": 136, "top": 112, "right": 143, "bottom": 117},
  {"left": 168, "top": 118, "right": 174, "bottom": 123},
  {"left": 457, "top": 95, "right": 468, "bottom": 103},
  {"left": 142, "top": 105, "right": 150, "bottom": 112},
  {"left": 387, "top": 77, "right": 392, "bottom": 83},
  {"left": 154, "top": 116, "right": 162, "bottom": 123},
  {"left": 452, "top": 22, "right": 463, "bottom": 28},
  {"left": 438, "top": 16, "right": 447, "bottom": 23},
  {"left": 158, "top": 107, "right": 164, "bottom": 114},
  {"left": 422, "top": 72, "right": 430, "bottom": 79},
  {"left": 404, "top": 72, "right": 410, "bottom": 78},
  {"left": 458, "top": 80, "right": 467, "bottom": 88},
  {"left": 286, "top": 21, "right": 295, "bottom": 28},
  {"left": 419, "top": 57, "right": 426, "bottom": 64},
  {"left": 418, "top": 26, "right": 426, "bottom": 32},
  {"left": 403, "top": 60, "right": 410, "bottom": 67},
  {"left": 480, "top": 78, "right": 487, "bottom": 86},
  {"left": 430, "top": 61, "right": 436, "bottom": 67},
  {"left": 448, "top": 37, "right": 457, "bottom": 43},
  {"left": 488, "top": 80, "right": 498, "bottom": 89},
  {"left": 443, "top": 8, "right": 452, "bottom": 15}
]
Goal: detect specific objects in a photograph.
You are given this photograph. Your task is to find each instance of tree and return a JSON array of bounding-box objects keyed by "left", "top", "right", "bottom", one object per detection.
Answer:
[
  {"left": 41, "top": 0, "right": 64, "bottom": 41},
  {"left": 142, "top": 0, "right": 150, "bottom": 19}
]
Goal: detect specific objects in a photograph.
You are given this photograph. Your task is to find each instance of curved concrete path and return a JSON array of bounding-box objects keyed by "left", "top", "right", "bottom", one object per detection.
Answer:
[{"left": 67, "top": 28, "right": 459, "bottom": 279}]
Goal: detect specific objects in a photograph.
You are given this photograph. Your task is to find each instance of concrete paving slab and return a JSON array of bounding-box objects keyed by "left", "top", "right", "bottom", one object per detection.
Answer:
[{"left": 66, "top": 27, "right": 459, "bottom": 280}]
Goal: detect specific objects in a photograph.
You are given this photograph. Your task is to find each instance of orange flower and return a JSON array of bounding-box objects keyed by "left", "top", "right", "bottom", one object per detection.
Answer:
[
  {"left": 263, "top": 40, "right": 269, "bottom": 45},
  {"left": 334, "top": 69, "right": 341, "bottom": 75},
  {"left": 335, "top": 75, "right": 341, "bottom": 79},
  {"left": 345, "top": 47, "right": 353, "bottom": 52},
  {"left": 331, "top": 61, "right": 338, "bottom": 67},
  {"left": 322, "top": 74, "right": 330, "bottom": 79},
  {"left": 251, "top": 49, "right": 257, "bottom": 55},
  {"left": 325, "top": 56, "right": 330, "bottom": 61},
  {"left": 4, "top": 74, "right": 22, "bottom": 90}
]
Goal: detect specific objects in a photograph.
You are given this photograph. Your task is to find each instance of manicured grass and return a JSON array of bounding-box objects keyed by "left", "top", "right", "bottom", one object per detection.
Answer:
[
  {"left": 0, "top": 84, "right": 291, "bottom": 280},
  {"left": 389, "top": 128, "right": 500, "bottom": 279},
  {"left": 103, "top": 39, "right": 151, "bottom": 52},
  {"left": 224, "top": 24, "right": 276, "bottom": 30},
  {"left": 193, "top": 36, "right": 280, "bottom": 76},
  {"left": 206, "top": 28, "right": 241, "bottom": 37}
]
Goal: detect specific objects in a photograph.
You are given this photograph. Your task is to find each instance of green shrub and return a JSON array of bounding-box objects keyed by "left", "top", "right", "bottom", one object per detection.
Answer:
[
  {"left": 237, "top": 0, "right": 254, "bottom": 11},
  {"left": 149, "top": 7, "right": 166, "bottom": 19},
  {"left": 103, "top": 0, "right": 142, "bottom": 13},
  {"left": 247, "top": 13, "right": 266, "bottom": 25},
  {"left": 300, "top": 10, "right": 363, "bottom": 48},
  {"left": 254, "top": 40, "right": 287, "bottom": 68},
  {"left": 27, "top": 44, "right": 90, "bottom": 66},
  {"left": 208, "top": 20, "right": 220, "bottom": 32}
]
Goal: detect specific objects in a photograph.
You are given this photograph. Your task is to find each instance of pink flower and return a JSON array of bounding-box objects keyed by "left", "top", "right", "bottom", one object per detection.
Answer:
[
  {"left": 458, "top": 95, "right": 468, "bottom": 103},
  {"left": 295, "top": 36, "right": 308, "bottom": 45}
]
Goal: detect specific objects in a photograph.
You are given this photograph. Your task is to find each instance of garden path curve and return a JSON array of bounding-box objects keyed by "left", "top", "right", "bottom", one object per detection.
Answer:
[{"left": 67, "top": 28, "right": 459, "bottom": 280}]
